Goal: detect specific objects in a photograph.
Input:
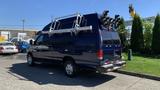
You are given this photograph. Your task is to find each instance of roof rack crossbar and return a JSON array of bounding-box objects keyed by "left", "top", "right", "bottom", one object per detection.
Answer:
[
  {"left": 54, "top": 13, "right": 81, "bottom": 21},
  {"left": 42, "top": 26, "right": 92, "bottom": 34}
]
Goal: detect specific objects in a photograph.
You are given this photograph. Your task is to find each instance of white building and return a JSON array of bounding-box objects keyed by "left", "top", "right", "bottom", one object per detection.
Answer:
[
  {"left": 0, "top": 28, "right": 39, "bottom": 41},
  {"left": 125, "top": 16, "right": 155, "bottom": 32},
  {"left": 124, "top": 16, "right": 155, "bottom": 40}
]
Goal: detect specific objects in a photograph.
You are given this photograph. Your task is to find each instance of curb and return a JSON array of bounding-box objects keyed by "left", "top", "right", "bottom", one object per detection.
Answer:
[{"left": 115, "top": 70, "right": 160, "bottom": 81}]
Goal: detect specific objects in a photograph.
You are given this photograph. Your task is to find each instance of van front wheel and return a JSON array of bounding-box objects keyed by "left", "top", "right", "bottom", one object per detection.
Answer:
[
  {"left": 27, "top": 54, "right": 35, "bottom": 66},
  {"left": 64, "top": 61, "right": 77, "bottom": 77}
]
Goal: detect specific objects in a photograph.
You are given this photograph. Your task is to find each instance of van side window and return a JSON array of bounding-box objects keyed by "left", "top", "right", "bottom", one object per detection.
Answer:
[
  {"left": 35, "top": 34, "right": 50, "bottom": 45},
  {"left": 35, "top": 35, "right": 44, "bottom": 45},
  {"left": 51, "top": 33, "right": 74, "bottom": 46},
  {"left": 43, "top": 34, "right": 50, "bottom": 45},
  {"left": 76, "top": 32, "right": 97, "bottom": 51}
]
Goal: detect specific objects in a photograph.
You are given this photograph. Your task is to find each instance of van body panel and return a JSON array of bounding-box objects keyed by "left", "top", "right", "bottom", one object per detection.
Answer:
[{"left": 28, "top": 13, "right": 125, "bottom": 72}]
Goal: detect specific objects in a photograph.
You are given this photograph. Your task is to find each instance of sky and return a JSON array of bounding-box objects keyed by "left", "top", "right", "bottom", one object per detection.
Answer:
[{"left": 0, "top": 0, "right": 159, "bottom": 30}]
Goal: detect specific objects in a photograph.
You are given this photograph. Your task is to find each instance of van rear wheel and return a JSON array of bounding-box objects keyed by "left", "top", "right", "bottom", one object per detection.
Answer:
[{"left": 64, "top": 60, "right": 77, "bottom": 77}]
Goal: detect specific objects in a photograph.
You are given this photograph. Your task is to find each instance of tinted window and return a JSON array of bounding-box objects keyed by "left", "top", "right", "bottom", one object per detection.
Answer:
[
  {"left": 35, "top": 34, "right": 50, "bottom": 45},
  {"left": 59, "top": 20, "right": 74, "bottom": 29},
  {"left": 43, "top": 34, "right": 50, "bottom": 45},
  {"left": 101, "top": 31, "right": 120, "bottom": 44},
  {"left": 75, "top": 31, "right": 98, "bottom": 51},
  {"left": 103, "top": 40, "right": 112, "bottom": 44},
  {"left": 35, "top": 35, "right": 44, "bottom": 45},
  {"left": 51, "top": 33, "right": 74, "bottom": 46},
  {"left": 113, "top": 40, "right": 120, "bottom": 44}
]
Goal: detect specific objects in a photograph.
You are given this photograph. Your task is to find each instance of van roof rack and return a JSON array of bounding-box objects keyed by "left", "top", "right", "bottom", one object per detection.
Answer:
[
  {"left": 42, "top": 26, "right": 92, "bottom": 34},
  {"left": 42, "top": 13, "right": 93, "bottom": 34}
]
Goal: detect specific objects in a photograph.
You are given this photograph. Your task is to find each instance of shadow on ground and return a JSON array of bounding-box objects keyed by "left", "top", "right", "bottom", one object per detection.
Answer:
[{"left": 7, "top": 63, "right": 115, "bottom": 87}]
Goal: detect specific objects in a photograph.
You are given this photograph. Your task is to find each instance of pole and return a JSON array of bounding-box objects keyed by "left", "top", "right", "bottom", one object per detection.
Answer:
[
  {"left": 22, "top": 19, "right": 25, "bottom": 32},
  {"left": 128, "top": 49, "right": 132, "bottom": 60}
]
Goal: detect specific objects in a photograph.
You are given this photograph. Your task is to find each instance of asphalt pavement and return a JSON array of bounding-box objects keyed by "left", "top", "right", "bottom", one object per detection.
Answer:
[{"left": 0, "top": 53, "right": 159, "bottom": 90}]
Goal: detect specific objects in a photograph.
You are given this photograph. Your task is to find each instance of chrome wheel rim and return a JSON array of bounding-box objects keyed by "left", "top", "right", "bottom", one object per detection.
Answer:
[{"left": 65, "top": 64, "right": 73, "bottom": 75}]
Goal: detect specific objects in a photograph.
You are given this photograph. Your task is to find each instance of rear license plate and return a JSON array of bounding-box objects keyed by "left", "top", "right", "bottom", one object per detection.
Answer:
[{"left": 6, "top": 48, "right": 13, "bottom": 50}]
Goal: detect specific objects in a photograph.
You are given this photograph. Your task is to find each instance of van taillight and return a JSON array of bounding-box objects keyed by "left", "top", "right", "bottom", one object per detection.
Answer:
[
  {"left": 0, "top": 47, "right": 4, "bottom": 50},
  {"left": 97, "top": 49, "right": 103, "bottom": 60}
]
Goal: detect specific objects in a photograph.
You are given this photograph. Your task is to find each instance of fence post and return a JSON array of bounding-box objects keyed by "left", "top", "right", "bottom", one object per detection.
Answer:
[{"left": 128, "top": 49, "right": 132, "bottom": 60}]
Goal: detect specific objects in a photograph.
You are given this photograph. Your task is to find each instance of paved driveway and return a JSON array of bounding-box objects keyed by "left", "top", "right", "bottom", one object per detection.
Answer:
[{"left": 0, "top": 53, "right": 159, "bottom": 90}]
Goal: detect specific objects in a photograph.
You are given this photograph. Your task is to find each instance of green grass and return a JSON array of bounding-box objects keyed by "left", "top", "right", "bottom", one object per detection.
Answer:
[{"left": 121, "top": 53, "right": 160, "bottom": 77}]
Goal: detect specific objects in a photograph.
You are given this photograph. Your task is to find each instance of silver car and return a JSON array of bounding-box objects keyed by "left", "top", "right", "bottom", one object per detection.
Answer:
[{"left": 0, "top": 42, "right": 18, "bottom": 54}]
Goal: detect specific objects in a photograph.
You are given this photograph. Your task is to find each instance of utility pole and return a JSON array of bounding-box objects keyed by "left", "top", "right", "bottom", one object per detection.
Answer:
[{"left": 22, "top": 19, "right": 25, "bottom": 32}]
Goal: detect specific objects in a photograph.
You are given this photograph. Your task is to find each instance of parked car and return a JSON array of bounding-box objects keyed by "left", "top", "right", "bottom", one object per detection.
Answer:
[
  {"left": 27, "top": 13, "right": 126, "bottom": 77},
  {"left": 0, "top": 41, "right": 18, "bottom": 54},
  {"left": 9, "top": 37, "right": 18, "bottom": 44},
  {"left": 17, "top": 41, "right": 30, "bottom": 53}
]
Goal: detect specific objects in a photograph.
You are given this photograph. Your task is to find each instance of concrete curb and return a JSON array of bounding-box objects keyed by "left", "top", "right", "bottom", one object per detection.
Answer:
[{"left": 115, "top": 70, "right": 160, "bottom": 81}]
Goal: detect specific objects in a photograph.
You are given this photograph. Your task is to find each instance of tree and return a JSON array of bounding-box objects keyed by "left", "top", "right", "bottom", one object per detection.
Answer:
[
  {"left": 117, "top": 18, "right": 127, "bottom": 49},
  {"left": 130, "top": 14, "right": 144, "bottom": 52},
  {"left": 143, "top": 21, "right": 153, "bottom": 52},
  {"left": 151, "top": 14, "right": 160, "bottom": 54}
]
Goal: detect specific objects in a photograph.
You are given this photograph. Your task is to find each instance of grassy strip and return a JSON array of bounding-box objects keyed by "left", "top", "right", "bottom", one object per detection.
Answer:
[{"left": 121, "top": 53, "right": 160, "bottom": 77}]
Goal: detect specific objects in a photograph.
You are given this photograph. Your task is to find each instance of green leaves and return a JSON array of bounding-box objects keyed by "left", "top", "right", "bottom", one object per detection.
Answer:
[
  {"left": 130, "top": 14, "right": 144, "bottom": 53},
  {"left": 117, "top": 18, "right": 127, "bottom": 49},
  {"left": 143, "top": 21, "right": 153, "bottom": 52},
  {"left": 152, "top": 14, "right": 160, "bottom": 54}
]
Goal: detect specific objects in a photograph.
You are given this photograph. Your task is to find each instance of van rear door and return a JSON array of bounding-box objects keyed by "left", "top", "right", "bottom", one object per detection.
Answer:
[{"left": 101, "top": 31, "right": 121, "bottom": 58}]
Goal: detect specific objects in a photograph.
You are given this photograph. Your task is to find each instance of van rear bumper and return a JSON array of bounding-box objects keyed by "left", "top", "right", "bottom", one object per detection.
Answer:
[
  {"left": 97, "top": 60, "right": 126, "bottom": 73},
  {"left": 111, "top": 60, "right": 126, "bottom": 71},
  {"left": 97, "top": 64, "right": 114, "bottom": 72}
]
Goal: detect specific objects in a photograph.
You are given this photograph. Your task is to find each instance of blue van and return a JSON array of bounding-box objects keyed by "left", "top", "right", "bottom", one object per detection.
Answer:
[{"left": 27, "top": 13, "right": 125, "bottom": 77}]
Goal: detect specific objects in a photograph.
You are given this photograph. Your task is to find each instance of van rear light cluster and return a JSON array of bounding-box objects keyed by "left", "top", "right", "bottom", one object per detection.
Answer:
[
  {"left": 97, "top": 49, "right": 104, "bottom": 60},
  {"left": 16, "top": 46, "right": 18, "bottom": 49},
  {"left": 0, "top": 47, "right": 4, "bottom": 50},
  {"left": 105, "top": 60, "right": 111, "bottom": 64}
]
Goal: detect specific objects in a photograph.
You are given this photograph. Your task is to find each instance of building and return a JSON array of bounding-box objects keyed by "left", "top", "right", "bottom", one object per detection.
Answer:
[
  {"left": 125, "top": 16, "right": 155, "bottom": 32},
  {"left": 124, "top": 16, "right": 155, "bottom": 40},
  {"left": 0, "top": 28, "right": 39, "bottom": 41}
]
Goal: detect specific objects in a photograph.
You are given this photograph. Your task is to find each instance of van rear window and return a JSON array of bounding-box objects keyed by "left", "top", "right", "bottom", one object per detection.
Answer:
[
  {"left": 101, "top": 31, "right": 120, "bottom": 40},
  {"left": 101, "top": 31, "right": 120, "bottom": 44},
  {"left": 103, "top": 40, "right": 112, "bottom": 44},
  {"left": 113, "top": 40, "right": 120, "bottom": 44}
]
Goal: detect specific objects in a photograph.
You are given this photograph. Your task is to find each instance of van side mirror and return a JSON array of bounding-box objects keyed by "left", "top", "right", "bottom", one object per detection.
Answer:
[{"left": 29, "top": 40, "right": 34, "bottom": 45}]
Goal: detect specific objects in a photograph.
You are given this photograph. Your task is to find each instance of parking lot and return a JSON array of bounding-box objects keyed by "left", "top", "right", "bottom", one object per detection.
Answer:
[{"left": 0, "top": 53, "right": 159, "bottom": 90}]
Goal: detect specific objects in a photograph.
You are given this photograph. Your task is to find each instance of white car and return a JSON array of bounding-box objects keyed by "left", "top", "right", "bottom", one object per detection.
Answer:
[{"left": 0, "top": 42, "right": 18, "bottom": 54}]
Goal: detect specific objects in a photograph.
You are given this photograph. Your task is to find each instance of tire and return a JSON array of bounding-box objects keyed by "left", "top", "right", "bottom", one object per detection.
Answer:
[
  {"left": 27, "top": 54, "right": 35, "bottom": 66},
  {"left": 64, "top": 60, "right": 77, "bottom": 77}
]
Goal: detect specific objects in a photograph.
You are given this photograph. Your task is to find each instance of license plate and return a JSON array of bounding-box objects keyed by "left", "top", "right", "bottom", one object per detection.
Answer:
[{"left": 6, "top": 48, "right": 13, "bottom": 50}]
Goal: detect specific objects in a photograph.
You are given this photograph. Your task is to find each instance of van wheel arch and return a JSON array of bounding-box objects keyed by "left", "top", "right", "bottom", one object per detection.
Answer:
[
  {"left": 63, "top": 56, "right": 75, "bottom": 64},
  {"left": 63, "top": 56, "right": 77, "bottom": 77}
]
